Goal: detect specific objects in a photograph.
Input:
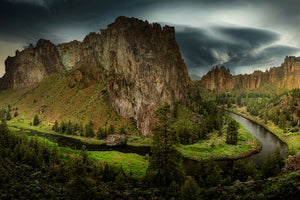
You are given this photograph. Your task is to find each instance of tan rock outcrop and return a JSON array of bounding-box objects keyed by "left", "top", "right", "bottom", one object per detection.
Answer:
[
  {"left": 0, "top": 40, "right": 65, "bottom": 90},
  {"left": 198, "top": 56, "right": 300, "bottom": 91}
]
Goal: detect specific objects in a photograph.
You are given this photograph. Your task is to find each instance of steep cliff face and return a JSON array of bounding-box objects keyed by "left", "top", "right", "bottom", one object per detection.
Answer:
[
  {"left": 199, "top": 56, "right": 300, "bottom": 91},
  {"left": 0, "top": 16, "right": 190, "bottom": 136},
  {"left": 103, "top": 17, "right": 190, "bottom": 136},
  {"left": 0, "top": 40, "right": 65, "bottom": 90}
]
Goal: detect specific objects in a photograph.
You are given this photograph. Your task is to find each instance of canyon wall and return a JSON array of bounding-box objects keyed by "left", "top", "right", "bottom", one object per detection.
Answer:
[
  {"left": 198, "top": 56, "right": 300, "bottom": 92},
  {"left": 0, "top": 16, "right": 190, "bottom": 136}
]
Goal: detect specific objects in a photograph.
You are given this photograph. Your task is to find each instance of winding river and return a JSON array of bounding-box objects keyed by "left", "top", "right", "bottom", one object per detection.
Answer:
[{"left": 15, "top": 111, "right": 288, "bottom": 175}]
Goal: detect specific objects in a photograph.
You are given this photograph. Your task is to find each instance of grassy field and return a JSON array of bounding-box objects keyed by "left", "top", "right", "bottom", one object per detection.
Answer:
[
  {"left": 31, "top": 135, "right": 148, "bottom": 179},
  {"left": 8, "top": 119, "right": 106, "bottom": 145},
  {"left": 176, "top": 122, "right": 261, "bottom": 161},
  {"left": 227, "top": 106, "right": 300, "bottom": 154}
]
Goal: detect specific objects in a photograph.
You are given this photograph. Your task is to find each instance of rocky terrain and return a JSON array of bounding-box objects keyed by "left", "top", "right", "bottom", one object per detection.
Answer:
[
  {"left": 198, "top": 56, "right": 300, "bottom": 92},
  {"left": 0, "top": 16, "right": 190, "bottom": 136}
]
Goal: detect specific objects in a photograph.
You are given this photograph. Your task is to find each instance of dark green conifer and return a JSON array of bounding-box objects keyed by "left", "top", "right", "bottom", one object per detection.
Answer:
[
  {"left": 33, "top": 114, "right": 40, "bottom": 126},
  {"left": 146, "top": 103, "right": 184, "bottom": 187}
]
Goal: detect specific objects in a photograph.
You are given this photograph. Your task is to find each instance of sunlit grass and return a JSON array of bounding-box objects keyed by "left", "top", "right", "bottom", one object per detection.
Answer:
[{"left": 176, "top": 122, "right": 261, "bottom": 161}]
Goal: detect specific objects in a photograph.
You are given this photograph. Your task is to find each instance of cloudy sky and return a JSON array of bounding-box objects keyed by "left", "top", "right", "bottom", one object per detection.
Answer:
[{"left": 0, "top": 0, "right": 300, "bottom": 78}]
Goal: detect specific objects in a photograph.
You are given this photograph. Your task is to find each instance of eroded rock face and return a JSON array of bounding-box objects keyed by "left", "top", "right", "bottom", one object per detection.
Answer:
[
  {"left": 0, "top": 40, "right": 65, "bottom": 90},
  {"left": 103, "top": 17, "right": 190, "bottom": 136},
  {"left": 199, "top": 56, "right": 300, "bottom": 91},
  {"left": 0, "top": 16, "right": 190, "bottom": 136}
]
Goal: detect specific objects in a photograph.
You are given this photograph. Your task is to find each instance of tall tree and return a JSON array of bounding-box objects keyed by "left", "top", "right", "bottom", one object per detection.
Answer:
[
  {"left": 85, "top": 121, "right": 95, "bottom": 138},
  {"left": 33, "top": 114, "right": 40, "bottom": 126},
  {"left": 226, "top": 120, "right": 239, "bottom": 145},
  {"left": 146, "top": 103, "right": 184, "bottom": 187}
]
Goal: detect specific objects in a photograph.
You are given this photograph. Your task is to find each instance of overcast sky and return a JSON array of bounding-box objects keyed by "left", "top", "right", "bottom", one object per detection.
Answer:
[{"left": 0, "top": 0, "right": 300, "bottom": 78}]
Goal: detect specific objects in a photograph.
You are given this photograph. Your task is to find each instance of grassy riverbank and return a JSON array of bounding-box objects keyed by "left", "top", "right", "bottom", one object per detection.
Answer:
[
  {"left": 176, "top": 122, "right": 261, "bottom": 161},
  {"left": 9, "top": 117, "right": 261, "bottom": 162},
  {"left": 227, "top": 106, "right": 300, "bottom": 154},
  {"left": 32, "top": 136, "right": 149, "bottom": 179}
]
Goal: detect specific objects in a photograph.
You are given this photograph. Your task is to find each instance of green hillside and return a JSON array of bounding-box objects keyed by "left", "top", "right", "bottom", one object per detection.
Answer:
[{"left": 0, "top": 73, "right": 139, "bottom": 135}]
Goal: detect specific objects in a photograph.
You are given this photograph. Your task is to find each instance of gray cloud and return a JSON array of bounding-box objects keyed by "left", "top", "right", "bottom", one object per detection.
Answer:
[
  {"left": 176, "top": 25, "right": 300, "bottom": 75},
  {"left": 0, "top": 0, "right": 300, "bottom": 78}
]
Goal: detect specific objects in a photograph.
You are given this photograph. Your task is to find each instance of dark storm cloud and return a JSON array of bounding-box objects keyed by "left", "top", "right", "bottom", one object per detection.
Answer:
[
  {"left": 176, "top": 25, "right": 300, "bottom": 75},
  {"left": 0, "top": 0, "right": 300, "bottom": 77}
]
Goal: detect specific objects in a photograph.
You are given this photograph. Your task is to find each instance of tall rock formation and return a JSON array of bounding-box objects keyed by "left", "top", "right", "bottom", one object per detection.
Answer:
[
  {"left": 103, "top": 16, "right": 190, "bottom": 136},
  {"left": 0, "top": 16, "right": 190, "bottom": 136},
  {"left": 198, "top": 56, "right": 300, "bottom": 92},
  {"left": 0, "top": 39, "right": 65, "bottom": 90}
]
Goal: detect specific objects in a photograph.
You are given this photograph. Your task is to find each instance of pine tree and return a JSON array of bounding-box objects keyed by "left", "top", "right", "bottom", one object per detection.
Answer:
[
  {"left": 6, "top": 112, "right": 11, "bottom": 121},
  {"left": 264, "top": 110, "right": 269, "bottom": 124},
  {"left": 52, "top": 120, "right": 59, "bottom": 132},
  {"left": 226, "top": 120, "right": 239, "bottom": 145},
  {"left": 231, "top": 160, "right": 247, "bottom": 181},
  {"left": 33, "top": 114, "right": 40, "bottom": 126},
  {"left": 85, "top": 121, "right": 95, "bottom": 138},
  {"left": 107, "top": 124, "right": 115, "bottom": 135},
  {"left": 14, "top": 111, "right": 18, "bottom": 117},
  {"left": 146, "top": 103, "right": 184, "bottom": 187},
  {"left": 96, "top": 127, "right": 107, "bottom": 139},
  {"left": 181, "top": 177, "right": 201, "bottom": 200}
]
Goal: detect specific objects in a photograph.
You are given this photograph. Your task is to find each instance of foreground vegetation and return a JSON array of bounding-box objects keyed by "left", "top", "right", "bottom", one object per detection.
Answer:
[{"left": 1, "top": 102, "right": 299, "bottom": 199}]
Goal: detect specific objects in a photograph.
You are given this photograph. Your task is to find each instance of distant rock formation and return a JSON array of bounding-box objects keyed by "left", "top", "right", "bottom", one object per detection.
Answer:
[
  {"left": 198, "top": 56, "right": 300, "bottom": 92},
  {"left": 0, "top": 40, "right": 65, "bottom": 90},
  {"left": 0, "top": 16, "right": 190, "bottom": 136}
]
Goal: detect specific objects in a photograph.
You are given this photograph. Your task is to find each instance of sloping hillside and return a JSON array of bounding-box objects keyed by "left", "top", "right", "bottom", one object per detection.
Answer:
[{"left": 0, "top": 73, "right": 139, "bottom": 134}]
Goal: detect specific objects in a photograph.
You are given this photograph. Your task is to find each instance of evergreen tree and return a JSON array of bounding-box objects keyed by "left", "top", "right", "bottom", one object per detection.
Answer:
[
  {"left": 14, "top": 111, "right": 18, "bottom": 117},
  {"left": 6, "top": 112, "right": 11, "bottom": 121},
  {"left": 226, "top": 120, "right": 239, "bottom": 145},
  {"left": 96, "top": 127, "right": 107, "bottom": 139},
  {"left": 52, "top": 120, "right": 59, "bottom": 132},
  {"left": 146, "top": 103, "right": 184, "bottom": 187},
  {"left": 231, "top": 160, "right": 247, "bottom": 181},
  {"left": 205, "top": 158, "right": 222, "bottom": 187},
  {"left": 85, "top": 121, "right": 95, "bottom": 138},
  {"left": 181, "top": 177, "right": 201, "bottom": 200},
  {"left": 33, "top": 114, "right": 40, "bottom": 126},
  {"left": 271, "top": 147, "right": 285, "bottom": 175},
  {"left": 264, "top": 110, "right": 269, "bottom": 124},
  {"left": 66, "top": 121, "right": 74, "bottom": 135},
  {"left": 261, "top": 153, "right": 273, "bottom": 178},
  {"left": 60, "top": 121, "right": 67, "bottom": 134},
  {"left": 113, "top": 167, "right": 128, "bottom": 190},
  {"left": 107, "top": 124, "right": 115, "bottom": 135}
]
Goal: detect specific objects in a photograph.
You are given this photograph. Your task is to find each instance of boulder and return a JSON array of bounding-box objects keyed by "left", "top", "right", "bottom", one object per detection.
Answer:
[{"left": 106, "top": 134, "right": 127, "bottom": 147}]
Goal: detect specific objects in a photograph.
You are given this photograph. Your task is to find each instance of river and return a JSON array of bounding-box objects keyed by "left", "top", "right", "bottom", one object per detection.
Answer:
[{"left": 15, "top": 111, "right": 288, "bottom": 175}]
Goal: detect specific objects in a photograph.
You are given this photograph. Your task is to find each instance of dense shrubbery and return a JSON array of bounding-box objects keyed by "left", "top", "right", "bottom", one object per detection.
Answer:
[{"left": 185, "top": 91, "right": 224, "bottom": 144}]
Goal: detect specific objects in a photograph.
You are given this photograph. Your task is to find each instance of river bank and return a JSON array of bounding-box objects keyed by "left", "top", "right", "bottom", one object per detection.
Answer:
[
  {"left": 8, "top": 118, "right": 261, "bottom": 162},
  {"left": 176, "top": 120, "right": 261, "bottom": 161},
  {"left": 226, "top": 106, "right": 299, "bottom": 154}
]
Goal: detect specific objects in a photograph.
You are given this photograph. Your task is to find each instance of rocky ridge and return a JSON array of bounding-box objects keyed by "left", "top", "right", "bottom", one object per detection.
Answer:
[
  {"left": 198, "top": 56, "right": 300, "bottom": 92},
  {"left": 0, "top": 16, "right": 190, "bottom": 136}
]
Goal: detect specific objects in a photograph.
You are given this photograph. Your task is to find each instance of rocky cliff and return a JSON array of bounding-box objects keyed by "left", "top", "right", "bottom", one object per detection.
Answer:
[
  {"left": 0, "top": 40, "right": 65, "bottom": 90},
  {"left": 0, "top": 16, "right": 190, "bottom": 136},
  {"left": 198, "top": 56, "right": 300, "bottom": 92}
]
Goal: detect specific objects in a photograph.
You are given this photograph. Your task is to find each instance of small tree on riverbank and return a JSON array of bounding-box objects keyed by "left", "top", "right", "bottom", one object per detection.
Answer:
[
  {"left": 33, "top": 114, "right": 40, "bottom": 126},
  {"left": 226, "top": 120, "right": 239, "bottom": 145}
]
